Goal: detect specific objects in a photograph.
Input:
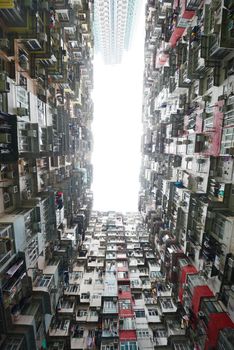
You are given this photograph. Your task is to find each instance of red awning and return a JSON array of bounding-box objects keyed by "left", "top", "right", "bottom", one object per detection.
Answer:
[
  {"left": 179, "top": 265, "right": 197, "bottom": 303},
  {"left": 182, "top": 10, "right": 195, "bottom": 19},
  {"left": 205, "top": 312, "right": 234, "bottom": 350},
  {"left": 192, "top": 285, "right": 214, "bottom": 315},
  {"left": 180, "top": 265, "right": 197, "bottom": 284},
  {"left": 119, "top": 309, "right": 134, "bottom": 318},
  {"left": 119, "top": 330, "right": 137, "bottom": 341},
  {"left": 169, "top": 27, "right": 185, "bottom": 47},
  {"left": 118, "top": 291, "right": 132, "bottom": 300}
]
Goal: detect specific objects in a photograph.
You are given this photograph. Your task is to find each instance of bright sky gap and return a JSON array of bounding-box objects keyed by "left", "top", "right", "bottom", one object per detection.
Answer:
[{"left": 92, "top": 2, "right": 145, "bottom": 212}]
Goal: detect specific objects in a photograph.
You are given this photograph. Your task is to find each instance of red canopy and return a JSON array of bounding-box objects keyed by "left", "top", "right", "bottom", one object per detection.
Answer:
[{"left": 192, "top": 285, "right": 214, "bottom": 315}]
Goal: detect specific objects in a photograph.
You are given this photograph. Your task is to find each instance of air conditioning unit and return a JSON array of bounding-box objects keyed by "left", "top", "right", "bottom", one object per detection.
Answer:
[
  {"left": 10, "top": 185, "right": 18, "bottom": 194},
  {"left": 38, "top": 67, "right": 46, "bottom": 76},
  {"left": 38, "top": 33, "right": 47, "bottom": 42},
  {"left": 17, "top": 107, "right": 28, "bottom": 116},
  {"left": 27, "top": 130, "right": 37, "bottom": 137},
  {"left": 228, "top": 258, "right": 234, "bottom": 268},
  {"left": 0, "top": 80, "right": 10, "bottom": 93},
  {"left": 41, "top": 0, "right": 49, "bottom": 10},
  {"left": 7, "top": 171, "right": 14, "bottom": 179},
  {"left": 0, "top": 133, "right": 11, "bottom": 143},
  {"left": 27, "top": 39, "right": 41, "bottom": 50},
  {"left": 31, "top": 166, "right": 37, "bottom": 173},
  {"left": 207, "top": 211, "right": 215, "bottom": 219},
  {"left": 0, "top": 240, "right": 9, "bottom": 254},
  {"left": 0, "top": 39, "right": 10, "bottom": 50},
  {"left": 52, "top": 32, "right": 60, "bottom": 41},
  {"left": 33, "top": 222, "right": 41, "bottom": 232}
]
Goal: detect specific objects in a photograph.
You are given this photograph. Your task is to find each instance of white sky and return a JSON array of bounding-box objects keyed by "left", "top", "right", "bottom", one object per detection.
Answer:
[{"left": 91, "top": 2, "right": 145, "bottom": 212}]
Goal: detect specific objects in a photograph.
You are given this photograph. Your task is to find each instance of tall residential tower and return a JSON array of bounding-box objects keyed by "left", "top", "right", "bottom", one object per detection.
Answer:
[{"left": 93, "top": 0, "right": 138, "bottom": 64}]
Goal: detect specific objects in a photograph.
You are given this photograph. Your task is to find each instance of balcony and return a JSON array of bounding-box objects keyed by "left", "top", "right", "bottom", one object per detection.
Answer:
[
  {"left": 103, "top": 300, "right": 118, "bottom": 314},
  {"left": 119, "top": 317, "right": 136, "bottom": 332},
  {"left": 166, "top": 317, "right": 186, "bottom": 337},
  {"left": 57, "top": 298, "right": 75, "bottom": 314},
  {"left": 49, "top": 319, "right": 70, "bottom": 337},
  {"left": 158, "top": 297, "right": 177, "bottom": 313},
  {"left": 203, "top": 4, "right": 234, "bottom": 60},
  {"left": 141, "top": 278, "right": 151, "bottom": 290},
  {"left": 0, "top": 223, "right": 14, "bottom": 267},
  {"left": 101, "top": 342, "right": 118, "bottom": 350},
  {"left": 139, "top": 268, "right": 149, "bottom": 277},
  {"left": 71, "top": 327, "right": 96, "bottom": 350},
  {"left": 130, "top": 278, "right": 142, "bottom": 290},
  {"left": 0, "top": 336, "right": 25, "bottom": 350},
  {"left": 153, "top": 328, "right": 168, "bottom": 347},
  {"left": 0, "top": 0, "right": 28, "bottom": 28},
  {"left": 103, "top": 277, "right": 118, "bottom": 298},
  {"left": 119, "top": 299, "right": 134, "bottom": 318},
  {"left": 146, "top": 307, "right": 161, "bottom": 323},
  {"left": 102, "top": 319, "right": 119, "bottom": 338},
  {"left": 143, "top": 291, "right": 157, "bottom": 306},
  {"left": 0, "top": 112, "right": 18, "bottom": 162},
  {"left": 80, "top": 292, "right": 90, "bottom": 303},
  {"left": 90, "top": 293, "right": 102, "bottom": 307},
  {"left": 13, "top": 299, "right": 44, "bottom": 346},
  {"left": 87, "top": 310, "right": 99, "bottom": 322},
  {"left": 148, "top": 261, "right": 161, "bottom": 272},
  {"left": 117, "top": 271, "right": 129, "bottom": 282},
  {"left": 2, "top": 257, "right": 29, "bottom": 309},
  {"left": 33, "top": 274, "right": 54, "bottom": 293},
  {"left": 76, "top": 307, "right": 88, "bottom": 322}
]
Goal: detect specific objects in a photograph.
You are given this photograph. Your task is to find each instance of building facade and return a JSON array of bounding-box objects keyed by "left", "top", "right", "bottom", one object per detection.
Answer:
[
  {"left": 93, "top": 0, "right": 138, "bottom": 64},
  {"left": 0, "top": 0, "right": 94, "bottom": 348},
  {"left": 0, "top": 0, "right": 234, "bottom": 349},
  {"left": 139, "top": 0, "right": 234, "bottom": 348}
]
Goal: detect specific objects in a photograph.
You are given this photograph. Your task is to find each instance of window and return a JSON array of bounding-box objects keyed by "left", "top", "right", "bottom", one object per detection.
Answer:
[
  {"left": 27, "top": 39, "right": 41, "bottom": 50},
  {"left": 135, "top": 309, "right": 145, "bottom": 318},
  {"left": 118, "top": 271, "right": 128, "bottom": 279},
  {"left": 92, "top": 293, "right": 101, "bottom": 299},
  {"left": 154, "top": 329, "right": 166, "bottom": 337},
  {"left": 77, "top": 310, "right": 87, "bottom": 317},
  {"left": 212, "top": 216, "right": 225, "bottom": 238},
  {"left": 120, "top": 285, "right": 130, "bottom": 292},
  {"left": 73, "top": 327, "right": 84, "bottom": 338},
  {"left": 120, "top": 341, "right": 137, "bottom": 350},
  {"left": 90, "top": 310, "right": 98, "bottom": 316},
  {"left": 81, "top": 293, "right": 90, "bottom": 299},
  {"left": 104, "top": 301, "right": 116, "bottom": 309},
  {"left": 84, "top": 278, "right": 92, "bottom": 284},
  {"left": 207, "top": 74, "right": 213, "bottom": 90},
  {"left": 120, "top": 318, "right": 136, "bottom": 330},
  {"left": 148, "top": 309, "right": 158, "bottom": 316},
  {"left": 119, "top": 300, "right": 131, "bottom": 309},
  {"left": 174, "top": 344, "right": 190, "bottom": 350},
  {"left": 95, "top": 279, "right": 102, "bottom": 284},
  {"left": 137, "top": 329, "right": 150, "bottom": 338}
]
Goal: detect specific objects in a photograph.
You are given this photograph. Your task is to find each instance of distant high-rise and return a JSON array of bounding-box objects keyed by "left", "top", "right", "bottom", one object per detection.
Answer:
[{"left": 94, "top": 0, "right": 138, "bottom": 64}]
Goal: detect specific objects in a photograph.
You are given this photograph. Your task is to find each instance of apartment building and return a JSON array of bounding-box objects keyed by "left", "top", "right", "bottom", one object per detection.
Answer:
[
  {"left": 93, "top": 0, "right": 139, "bottom": 64},
  {"left": 0, "top": 0, "right": 94, "bottom": 348},
  {"left": 63, "top": 210, "right": 198, "bottom": 350},
  {"left": 139, "top": 0, "right": 234, "bottom": 349},
  {"left": 1, "top": 0, "right": 234, "bottom": 349}
]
